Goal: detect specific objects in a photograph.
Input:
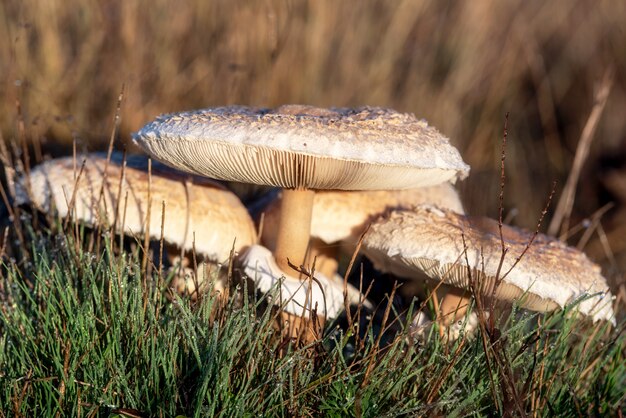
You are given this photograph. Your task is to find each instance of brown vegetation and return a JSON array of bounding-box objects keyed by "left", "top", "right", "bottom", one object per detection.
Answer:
[{"left": 1, "top": 0, "right": 625, "bottom": 290}]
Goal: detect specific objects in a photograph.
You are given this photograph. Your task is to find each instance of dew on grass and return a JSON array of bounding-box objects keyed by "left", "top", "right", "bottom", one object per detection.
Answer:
[{"left": 55, "top": 237, "right": 67, "bottom": 249}]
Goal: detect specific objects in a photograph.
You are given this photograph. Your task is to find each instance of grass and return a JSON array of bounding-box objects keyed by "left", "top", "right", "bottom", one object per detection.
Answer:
[{"left": 0, "top": 207, "right": 624, "bottom": 416}]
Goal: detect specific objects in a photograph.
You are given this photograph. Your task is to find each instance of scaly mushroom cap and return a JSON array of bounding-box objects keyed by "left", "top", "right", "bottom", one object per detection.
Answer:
[
  {"left": 262, "top": 183, "right": 465, "bottom": 248},
  {"left": 132, "top": 105, "right": 469, "bottom": 190},
  {"left": 15, "top": 154, "right": 257, "bottom": 262},
  {"left": 363, "top": 206, "right": 615, "bottom": 323}
]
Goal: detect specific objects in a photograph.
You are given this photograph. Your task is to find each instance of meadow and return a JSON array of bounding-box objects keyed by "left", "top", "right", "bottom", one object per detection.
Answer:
[
  {"left": 0, "top": 208, "right": 623, "bottom": 416},
  {"left": 0, "top": 0, "right": 625, "bottom": 416}
]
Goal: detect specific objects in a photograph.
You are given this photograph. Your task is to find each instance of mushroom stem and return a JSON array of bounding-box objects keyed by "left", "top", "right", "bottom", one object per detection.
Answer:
[
  {"left": 439, "top": 289, "right": 470, "bottom": 325},
  {"left": 275, "top": 188, "right": 315, "bottom": 274},
  {"left": 309, "top": 238, "right": 340, "bottom": 278},
  {"left": 279, "top": 311, "right": 324, "bottom": 343}
]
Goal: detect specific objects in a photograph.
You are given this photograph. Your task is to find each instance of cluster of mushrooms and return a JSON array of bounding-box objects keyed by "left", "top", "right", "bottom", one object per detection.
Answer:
[{"left": 11, "top": 105, "right": 615, "bottom": 339}]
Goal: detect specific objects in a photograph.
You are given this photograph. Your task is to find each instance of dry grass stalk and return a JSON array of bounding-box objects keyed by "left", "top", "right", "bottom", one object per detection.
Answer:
[{"left": 548, "top": 67, "right": 615, "bottom": 237}]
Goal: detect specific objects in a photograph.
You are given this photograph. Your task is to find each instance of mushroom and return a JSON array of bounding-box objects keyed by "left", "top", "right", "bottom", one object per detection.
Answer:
[
  {"left": 260, "top": 183, "right": 465, "bottom": 278},
  {"left": 133, "top": 105, "right": 469, "bottom": 320},
  {"left": 362, "top": 205, "right": 616, "bottom": 325},
  {"left": 14, "top": 153, "right": 257, "bottom": 296}
]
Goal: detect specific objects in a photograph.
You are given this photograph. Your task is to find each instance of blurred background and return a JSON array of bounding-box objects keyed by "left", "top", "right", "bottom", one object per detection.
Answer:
[{"left": 1, "top": 0, "right": 625, "bottom": 290}]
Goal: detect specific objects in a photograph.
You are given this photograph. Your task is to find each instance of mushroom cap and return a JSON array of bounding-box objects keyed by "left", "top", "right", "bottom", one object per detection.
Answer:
[
  {"left": 15, "top": 154, "right": 257, "bottom": 262},
  {"left": 133, "top": 105, "right": 469, "bottom": 190},
  {"left": 262, "top": 183, "right": 465, "bottom": 248},
  {"left": 362, "top": 206, "right": 615, "bottom": 323}
]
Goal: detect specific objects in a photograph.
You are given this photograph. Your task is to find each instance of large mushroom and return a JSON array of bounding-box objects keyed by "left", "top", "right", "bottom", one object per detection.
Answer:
[
  {"left": 362, "top": 205, "right": 616, "bottom": 325},
  {"left": 14, "top": 153, "right": 257, "bottom": 296},
  {"left": 133, "top": 105, "right": 469, "bottom": 319}
]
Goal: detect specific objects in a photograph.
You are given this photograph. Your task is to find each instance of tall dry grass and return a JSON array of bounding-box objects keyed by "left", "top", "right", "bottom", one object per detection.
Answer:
[{"left": 1, "top": 0, "right": 626, "bottom": 279}]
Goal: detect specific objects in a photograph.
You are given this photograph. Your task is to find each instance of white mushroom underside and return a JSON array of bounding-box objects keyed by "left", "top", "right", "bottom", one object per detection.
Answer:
[
  {"left": 241, "top": 244, "right": 370, "bottom": 318},
  {"left": 136, "top": 139, "right": 461, "bottom": 190}
]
